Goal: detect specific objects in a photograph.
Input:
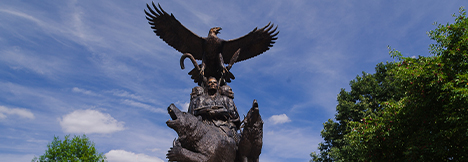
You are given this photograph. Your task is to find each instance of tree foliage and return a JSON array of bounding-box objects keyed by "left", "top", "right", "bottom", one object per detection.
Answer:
[
  {"left": 32, "top": 134, "right": 107, "bottom": 162},
  {"left": 311, "top": 62, "right": 404, "bottom": 162},
  {"left": 312, "top": 6, "right": 468, "bottom": 161}
]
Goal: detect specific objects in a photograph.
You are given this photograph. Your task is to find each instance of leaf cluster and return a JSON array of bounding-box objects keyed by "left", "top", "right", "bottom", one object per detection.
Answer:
[
  {"left": 313, "top": 6, "right": 468, "bottom": 162},
  {"left": 32, "top": 134, "right": 107, "bottom": 162},
  {"left": 311, "top": 62, "right": 404, "bottom": 162},
  {"left": 346, "top": 7, "right": 468, "bottom": 161}
]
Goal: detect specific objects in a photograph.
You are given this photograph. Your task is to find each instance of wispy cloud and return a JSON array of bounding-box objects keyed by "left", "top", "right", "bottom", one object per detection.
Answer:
[
  {"left": 59, "top": 109, "right": 125, "bottom": 134},
  {"left": 1, "top": 1, "right": 466, "bottom": 161},
  {"left": 0, "top": 47, "right": 67, "bottom": 76},
  {"left": 0, "top": 8, "right": 44, "bottom": 25},
  {"left": 0, "top": 105, "right": 34, "bottom": 119},
  {"left": 122, "top": 99, "right": 166, "bottom": 114},
  {"left": 110, "top": 89, "right": 144, "bottom": 101},
  {"left": 72, "top": 87, "right": 100, "bottom": 96}
]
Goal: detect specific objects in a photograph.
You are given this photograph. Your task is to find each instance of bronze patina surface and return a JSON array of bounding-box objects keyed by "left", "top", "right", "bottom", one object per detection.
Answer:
[
  {"left": 145, "top": 2, "right": 277, "bottom": 161},
  {"left": 145, "top": 2, "right": 278, "bottom": 85}
]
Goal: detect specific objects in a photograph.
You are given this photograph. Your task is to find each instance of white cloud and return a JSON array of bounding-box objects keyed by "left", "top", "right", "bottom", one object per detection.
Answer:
[
  {"left": 105, "top": 150, "right": 164, "bottom": 162},
  {"left": 175, "top": 101, "right": 190, "bottom": 112},
  {"left": 182, "top": 102, "right": 189, "bottom": 112},
  {"left": 268, "top": 114, "right": 291, "bottom": 125},
  {"left": 59, "top": 109, "right": 125, "bottom": 134},
  {"left": 0, "top": 106, "right": 35, "bottom": 119}
]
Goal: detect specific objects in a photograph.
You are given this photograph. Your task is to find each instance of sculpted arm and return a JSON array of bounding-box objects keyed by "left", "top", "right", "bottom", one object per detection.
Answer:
[
  {"left": 188, "top": 99, "right": 197, "bottom": 115},
  {"left": 226, "top": 98, "right": 241, "bottom": 130}
]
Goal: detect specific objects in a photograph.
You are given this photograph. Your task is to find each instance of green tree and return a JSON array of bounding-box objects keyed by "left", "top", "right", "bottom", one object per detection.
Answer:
[
  {"left": 32, "top": 134, "right": 107, "bottom": 162},
  {"left": 310, "top": 62, "right": 404, "bottom": 162},
  {"left": 346, "top": 7, "right": 468, "bottom": 161},
  {"left": 313, "top": 6, "right": 468, "bottom": 162}
]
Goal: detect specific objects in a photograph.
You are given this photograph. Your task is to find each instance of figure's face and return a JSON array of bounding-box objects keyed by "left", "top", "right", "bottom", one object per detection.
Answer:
[
  {"left": 222, "top": 86, "right": 234, "bottom": 99},
  {"left": 190, "top": 87, "right": 204, "bottom": 99},
  {"left": 207, "top": 78, "right": 218, "bottom": 90}
]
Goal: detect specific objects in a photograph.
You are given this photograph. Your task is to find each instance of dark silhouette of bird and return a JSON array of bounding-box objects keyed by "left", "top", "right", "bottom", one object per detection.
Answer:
[{"left": 145, "top": 2, "right": 278, "bottom": 85}]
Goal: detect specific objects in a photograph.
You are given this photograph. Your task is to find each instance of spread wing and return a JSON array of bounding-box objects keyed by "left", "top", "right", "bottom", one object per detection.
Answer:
[
  {"left": 221, "top": 22, "right": 279, "bottom": 64},
  {"left": 145, "top": 2, "right": 204, "bottom": 60}
]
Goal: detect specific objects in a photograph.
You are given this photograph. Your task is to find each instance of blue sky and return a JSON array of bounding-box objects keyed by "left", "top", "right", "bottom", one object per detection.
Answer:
[{"left": 0, "top": 0, "right": 465, "bottom": 161}]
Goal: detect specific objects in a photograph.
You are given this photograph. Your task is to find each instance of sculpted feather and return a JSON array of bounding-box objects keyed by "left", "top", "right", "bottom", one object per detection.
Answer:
[{"left": 145, "top": 2, "right": 278, "bottom": 85}]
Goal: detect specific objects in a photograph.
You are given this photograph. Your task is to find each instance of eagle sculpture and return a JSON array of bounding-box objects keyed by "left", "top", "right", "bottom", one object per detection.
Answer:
[{"left": 145, "top": 2, "right": 278, "bottom": 85}]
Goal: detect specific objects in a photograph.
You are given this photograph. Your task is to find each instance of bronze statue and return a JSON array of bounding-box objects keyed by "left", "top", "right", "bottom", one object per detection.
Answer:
[
  {"left": 145, "top": 2, "right": 278, "bottom": 85},
  {"left": 169, "top": 77, "right": 241, "bottom": 162},
  {"left": 189, "top": 77, "right": 241, "bottom": 135},
  {"left": 166, "top": 104, "right": 238, "bottom": 162},
  {"left": 220, "top": 85, "right": 235, "bottom": 99},
  {"left": 166, "top": 100, "right": 262, "bottom": 162},
  {"left": 238, "top": 100, "right": 263, "bottom": 162},
  {"left": 145, "top": 2, "right": 277, "bottom": 161}
]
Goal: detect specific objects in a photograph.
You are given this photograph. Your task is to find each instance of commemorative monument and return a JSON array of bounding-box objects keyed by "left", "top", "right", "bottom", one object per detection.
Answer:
[{"left": 145, "top": 2, "right": 278, "bottom": 161}]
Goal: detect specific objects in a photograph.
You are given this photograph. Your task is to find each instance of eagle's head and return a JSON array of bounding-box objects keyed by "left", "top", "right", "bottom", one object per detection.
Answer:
[{"left": 209, "top": 27, "right": 222, "bottom": 35}]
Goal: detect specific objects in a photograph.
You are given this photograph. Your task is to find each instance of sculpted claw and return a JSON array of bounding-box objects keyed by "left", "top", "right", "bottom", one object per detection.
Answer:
[
  {"left": 146, "top": 3, "right": 277, "bottom": 86},
  {"left": 147, "top": 2, "right": 271, "bottom": 161}
]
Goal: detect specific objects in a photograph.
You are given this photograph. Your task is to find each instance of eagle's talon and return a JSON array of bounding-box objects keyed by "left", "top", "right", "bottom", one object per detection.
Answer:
[
  {"left": 200, "top": 70, "right": 205, "bottom": 77},
  {"left": 222, "top": 67, "right": 229, "bottom": 74},
  {"left": 146, "top": 3, "right": 278, "bottom": 85}
]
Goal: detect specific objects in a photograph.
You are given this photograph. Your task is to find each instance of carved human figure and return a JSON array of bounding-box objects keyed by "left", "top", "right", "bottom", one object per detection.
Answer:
[
  {"left": 167, "top": 77, "right": 262, "bottom": 162},
  {"left": 188, "top": 86, "right": 204, "bottom": 115},
  {"left": 220, "top": 85, "right": 234, "bottom": 99},
  {"left": 188, "top": 77, "right": 241, "bottom": 138},
  {"left": 219, "top": 84, "right": 240, "bottom": 130},
  {"left": 191, "top": 86, "right": 204, "bottom": 100},
  {"left": 166, "top": 104, "right": 237, "bottom": 162}
]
